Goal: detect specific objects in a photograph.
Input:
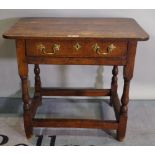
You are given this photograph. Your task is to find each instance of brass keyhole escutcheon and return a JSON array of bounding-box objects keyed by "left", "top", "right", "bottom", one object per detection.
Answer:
[{"left": 73, "top": 42, "right": 81, "bottom": 51}]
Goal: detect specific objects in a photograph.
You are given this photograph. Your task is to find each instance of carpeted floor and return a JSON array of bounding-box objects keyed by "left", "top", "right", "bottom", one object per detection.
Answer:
[{"left": 0, "top": 98, "right": 155, "bottom": 146}]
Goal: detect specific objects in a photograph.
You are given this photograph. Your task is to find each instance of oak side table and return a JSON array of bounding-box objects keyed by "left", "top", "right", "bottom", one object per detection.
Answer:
[{"left": 3, "top": 18, "right": 149, "bottom": 141}]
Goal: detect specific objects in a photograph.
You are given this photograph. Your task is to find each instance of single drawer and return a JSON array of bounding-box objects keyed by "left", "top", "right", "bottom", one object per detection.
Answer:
[{"left": 26, "top": 39, "right": 127, "bottom": 58}]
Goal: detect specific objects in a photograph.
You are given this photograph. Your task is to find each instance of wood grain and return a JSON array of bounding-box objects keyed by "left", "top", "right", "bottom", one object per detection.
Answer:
[
  {"left": 41, "top": 88, "right": 111, "bottom": 96},
  {"left": 26, "top": 39, "right": 127, "bottom": 58},
  {"left": 16, "top": 39, "right": 32, "bottom": 138},
  {"left": 26, "top": 56, "right": 127, "bottom": 65},
  {"left": 33, "top": 118, "right": 118, "bottom": 129},
  {"left": 3, "top": 18, "right": 149, "bottom": 40},
  {"left": 2, "top": 18, "right": 149, "bottom": 142},
  {"left": 117, "top": 41, "right": 137, "bottom": 141}
]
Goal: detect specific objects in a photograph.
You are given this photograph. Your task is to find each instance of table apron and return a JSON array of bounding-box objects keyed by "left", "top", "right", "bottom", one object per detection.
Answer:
[{"left": 26, "top": 56, "right": 127, "bottom": 65}]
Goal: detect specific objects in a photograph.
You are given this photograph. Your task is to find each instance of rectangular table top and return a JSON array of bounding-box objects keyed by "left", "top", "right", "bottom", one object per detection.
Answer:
[{"left": 3, "top": 18, "right": 149, "bottom": 41}]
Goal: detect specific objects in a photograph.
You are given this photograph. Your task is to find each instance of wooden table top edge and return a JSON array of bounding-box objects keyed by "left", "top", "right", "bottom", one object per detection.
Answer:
[
  {"left": 2, "top": 17, "right": 149, "bottom": 41},
  {"left": 2, "top": 35, "right": 149, "bottom": 41}
]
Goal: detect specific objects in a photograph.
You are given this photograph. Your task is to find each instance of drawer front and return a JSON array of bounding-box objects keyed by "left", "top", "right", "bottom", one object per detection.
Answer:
[{"left": 26, "top": 40, "right": 127, "bottom": 58}]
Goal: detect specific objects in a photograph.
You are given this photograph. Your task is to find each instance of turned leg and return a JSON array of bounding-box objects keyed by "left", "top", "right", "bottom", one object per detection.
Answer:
[
  {"left": 117, "top": 77, "right": 130, "bottom": 141},
  {"left": 117, "top": 41, "right": 137, "bottom": 141},
  {"left": 21, "top": 76, "right": 33, "bottom": 138},
  {"left": 16, "top": 39, "right": 32, "bottom": 138},
  {"left": 34, "top": 64, "right": 42, "bottom": 105},
  {"left": 110, "top": 65, "right": 118, "bottom": 106}
]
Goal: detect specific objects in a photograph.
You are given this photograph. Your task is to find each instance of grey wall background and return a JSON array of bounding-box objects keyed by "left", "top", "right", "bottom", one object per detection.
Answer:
[{"left": 0, "top": 9, "right": 154, "bottom": 99}]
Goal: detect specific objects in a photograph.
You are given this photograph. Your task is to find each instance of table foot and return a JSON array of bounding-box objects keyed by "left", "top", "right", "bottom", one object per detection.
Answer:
[
  {"left": 116, "top": 136, "right": 125, "bottom": 142},
  {"left": 25, "top": 131, "right": 33, "bottom": 139}
]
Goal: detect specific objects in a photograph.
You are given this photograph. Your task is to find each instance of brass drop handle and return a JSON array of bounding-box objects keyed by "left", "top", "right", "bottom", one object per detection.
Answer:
[
  {"left": 93, "top": 43, "right": 116, "bottom": 55},
  {"left": 37, "top": 43, "right": 60, "bottom": 55},
  {"left": 107, "top": 44, "right": 116, "bottom": 53},
  {"left": 51, "top": 44, "right": 60, "bottom": 55},
  {"left": 37, "top": 44, "right": 46, "bottom": 53}
]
